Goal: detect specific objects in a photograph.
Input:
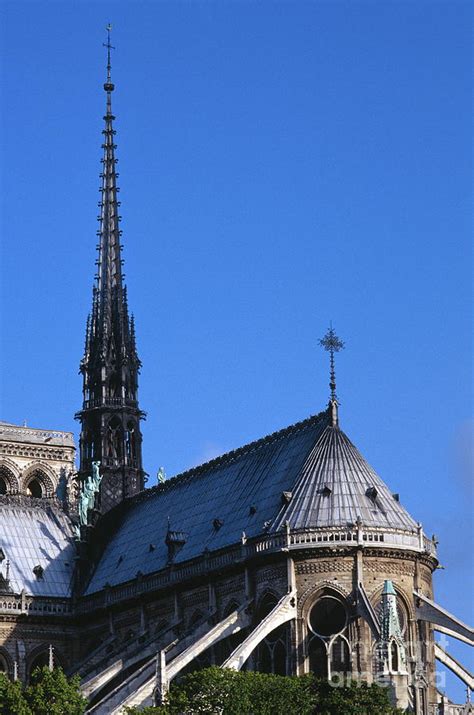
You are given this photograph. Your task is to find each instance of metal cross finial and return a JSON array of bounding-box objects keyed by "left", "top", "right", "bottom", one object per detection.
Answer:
[
  {"left": 319, "top": 324, "right": 344, "bottom": 402},
  {"left": 103, "top": 24, "right": 115, "bottom": 85}
]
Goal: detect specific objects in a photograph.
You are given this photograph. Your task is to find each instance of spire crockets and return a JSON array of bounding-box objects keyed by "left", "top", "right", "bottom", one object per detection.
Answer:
[
  {"left": 319, "top": 324, "right": 344, "bottom": 426},
  {"left": 76, "top": 27, "right": 145, "bottom": 517}
]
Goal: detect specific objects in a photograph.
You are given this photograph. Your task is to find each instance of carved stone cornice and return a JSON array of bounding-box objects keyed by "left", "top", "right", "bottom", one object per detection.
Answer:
[{"left": 0, "top": 443, "right": 73, "bottom": 462}]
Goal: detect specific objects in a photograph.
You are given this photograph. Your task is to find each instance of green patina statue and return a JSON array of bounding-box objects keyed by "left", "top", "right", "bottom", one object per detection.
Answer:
[{"left": 78, "top": 461, "right": 102, "bottom": 528}]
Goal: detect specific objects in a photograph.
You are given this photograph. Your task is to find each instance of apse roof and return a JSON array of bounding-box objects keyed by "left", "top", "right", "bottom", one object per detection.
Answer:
[
  {"left": 0, "top": 498, "right": 75, "bottom": 597},
  {"left": 271, "top": 424, "right": 418, "bottom": 531},
  {"left": 85, "top": 406, "right": 418, "bottom": 595}
]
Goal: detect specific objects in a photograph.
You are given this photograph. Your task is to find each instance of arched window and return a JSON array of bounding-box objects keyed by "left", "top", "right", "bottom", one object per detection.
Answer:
[
  {"left": 272, "top": 640, "right": 287, "bottom": 676},
  {"left": 23, "top": 468, "right": 52, "bottom": 498},
  {"left": 26, "top": 478, "right": 43, "bottom": 498},
  {"left": 28, "top": 650, "right": 50, "bottom": 679},
  {"left": 390, "top": 640, "right": 399, "bottom": 672},
  {"left": 28, "top": 646, "right": 64, "bottom": 679},
  {"left": 255, "top": 593, "right": 288, "bottom": 675},
  {"left": 309, "top": 637, "right": 327, "bottom": 678},
  {"left": 218, "top": 601, "right": 246, "bottom": 664},
  {"left": 330, "top": 636, "right": 351, "bottom": 677},
  {"left": 0, "top": 465, "right": 19, "bottom": 495},
  {"left": 309, "top": 596, "right": 347, "bottom": 637},
  {"left": 308, "top": 595, "right": 350, "bottom": 679}
]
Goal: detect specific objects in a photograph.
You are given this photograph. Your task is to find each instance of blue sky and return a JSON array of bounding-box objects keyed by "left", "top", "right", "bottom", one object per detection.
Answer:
[{"left": 1, "top": 0, "right": 472, "bottom": 700}]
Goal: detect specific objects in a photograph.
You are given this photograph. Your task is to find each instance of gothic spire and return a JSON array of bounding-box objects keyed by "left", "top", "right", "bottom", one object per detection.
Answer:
[
  {"left": 94, "top": 24, "right": 125, "bottom": 351},
  {"left": 76, "top": 27, "right": 145, "bottom": 517}
]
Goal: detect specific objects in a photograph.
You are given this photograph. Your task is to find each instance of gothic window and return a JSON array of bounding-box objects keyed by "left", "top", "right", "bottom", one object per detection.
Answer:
[
  {"left": 329, "top": 636, "right": 351, "bottom": 677},
  {"left": 309, "top": 597, "right": 347, "bottom": 637},
  {"left": 28, "top": 650, "right": 50, "bottom": 679},
  {"left": 308, "top": 595, "right": 350, "bottom": 679},
  {"left": 23, "top": 468, "right": 52, "bottom": 498},
  {"left": 26, "top": 478, "right": 43, "bottom": 498},
  {"left": 219, "top": 600, "right": 246, "bottom": 663},
  {"left": 390, "top": 639, "right": 399, "bottom": 672},
  {"left": 0, "top": 465, "right": 18, "bottom": 494},
  {"left": 255, "top": 593, "right": 288, "bottom": 675},
  {"left": 178, "top": 611, "right": 212, "bottom": 675},
  {"left": 309, "top": 637, "right": 327, "bottom": 678}
]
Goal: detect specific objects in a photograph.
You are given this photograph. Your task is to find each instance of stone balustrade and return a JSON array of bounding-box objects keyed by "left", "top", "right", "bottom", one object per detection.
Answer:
[{"left": 76, "top": 524, "right": 437, "bottom": 614}]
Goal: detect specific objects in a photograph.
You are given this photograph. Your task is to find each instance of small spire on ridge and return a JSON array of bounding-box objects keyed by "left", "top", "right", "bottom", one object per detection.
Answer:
[{"left": 319, "top": 324, "right": 344, "bottom": 424}]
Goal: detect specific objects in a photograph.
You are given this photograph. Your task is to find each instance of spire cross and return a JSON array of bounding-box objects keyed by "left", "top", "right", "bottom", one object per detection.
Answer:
[
  {"left": 319, "top": 324, "right": 344, "bottom": 402},
  {"left": 103, "top": 24, "right": 115, "bottom": 85}
]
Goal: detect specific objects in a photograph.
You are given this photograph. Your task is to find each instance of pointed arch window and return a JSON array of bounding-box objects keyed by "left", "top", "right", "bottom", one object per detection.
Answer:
[
  {"left": 26, "top": 477, "right": 43, "bottom": 498},
  {"left": 390, "top": 640, "right": 399, "bottom": 671},
  {"left": 255, "top": 593, "right": 288, "bottom": 675},
  {"left": 219, "top": 600, "right": 246, "bottom": 664},
  {"left": 28, "top": 649, "right": 53, "bottom": 680},
  {"left": 309, "top": 596, "right": 347, "bottom": 638},
  {"left": 329, "top": 636, "right": 351, "bottom": 677},
  {"left": 308, "top": 595, "right": 350, "bottom": 680},
  {"left": 0, "top": 465, "right": 19, "bottom": 495},
  {"left": 309, "top": 637, "right": 327, "bottom": 678}
]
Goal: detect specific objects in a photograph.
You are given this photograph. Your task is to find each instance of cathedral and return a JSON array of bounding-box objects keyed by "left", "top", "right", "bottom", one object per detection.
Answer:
[{"left": 0, "top": 39, "right": 472, "bottom": 715}]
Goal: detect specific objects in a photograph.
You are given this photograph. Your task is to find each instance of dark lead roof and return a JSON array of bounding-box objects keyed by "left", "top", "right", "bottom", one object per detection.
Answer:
[
  {"left": 85, "top": 407, "right": 418, "bottom": 595},
  {"left": 272, "top": 424, "right": 418, "bottom": 531},
  {"left": 0, "top": 499, "right": 75, "bottom": 597}
]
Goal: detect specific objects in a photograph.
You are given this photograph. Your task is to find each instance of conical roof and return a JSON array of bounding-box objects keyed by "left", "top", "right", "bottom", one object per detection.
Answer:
[{"left": 273, "top": 421, "right": 418, "bottom": 531}]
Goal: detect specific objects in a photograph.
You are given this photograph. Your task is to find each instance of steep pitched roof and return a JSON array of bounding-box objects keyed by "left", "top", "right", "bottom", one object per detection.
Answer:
[
  {"left": 0, "top": 498, "right": 75, "bottom": 597},
  {"left": 272, "top": 424, "right": 417, "bottom": 531},
  {"left": 85, "top": 411, "right": 329, "bottom": 594},
  {"left": 85, "top": 408, "right": 418, "bottom": 595}
]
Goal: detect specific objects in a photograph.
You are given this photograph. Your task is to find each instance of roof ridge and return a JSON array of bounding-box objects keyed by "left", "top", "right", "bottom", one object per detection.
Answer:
[{"left": 135, "top": 409, "right": 330, "bottom": 503}]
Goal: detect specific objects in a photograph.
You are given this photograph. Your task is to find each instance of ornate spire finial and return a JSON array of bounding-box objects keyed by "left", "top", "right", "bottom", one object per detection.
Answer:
[
  {"left": 103, "top": 24, "right": 115, "bottom": 91},
  {"left": 319, "top": 324, "right": 344, "bottom": 404}
]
